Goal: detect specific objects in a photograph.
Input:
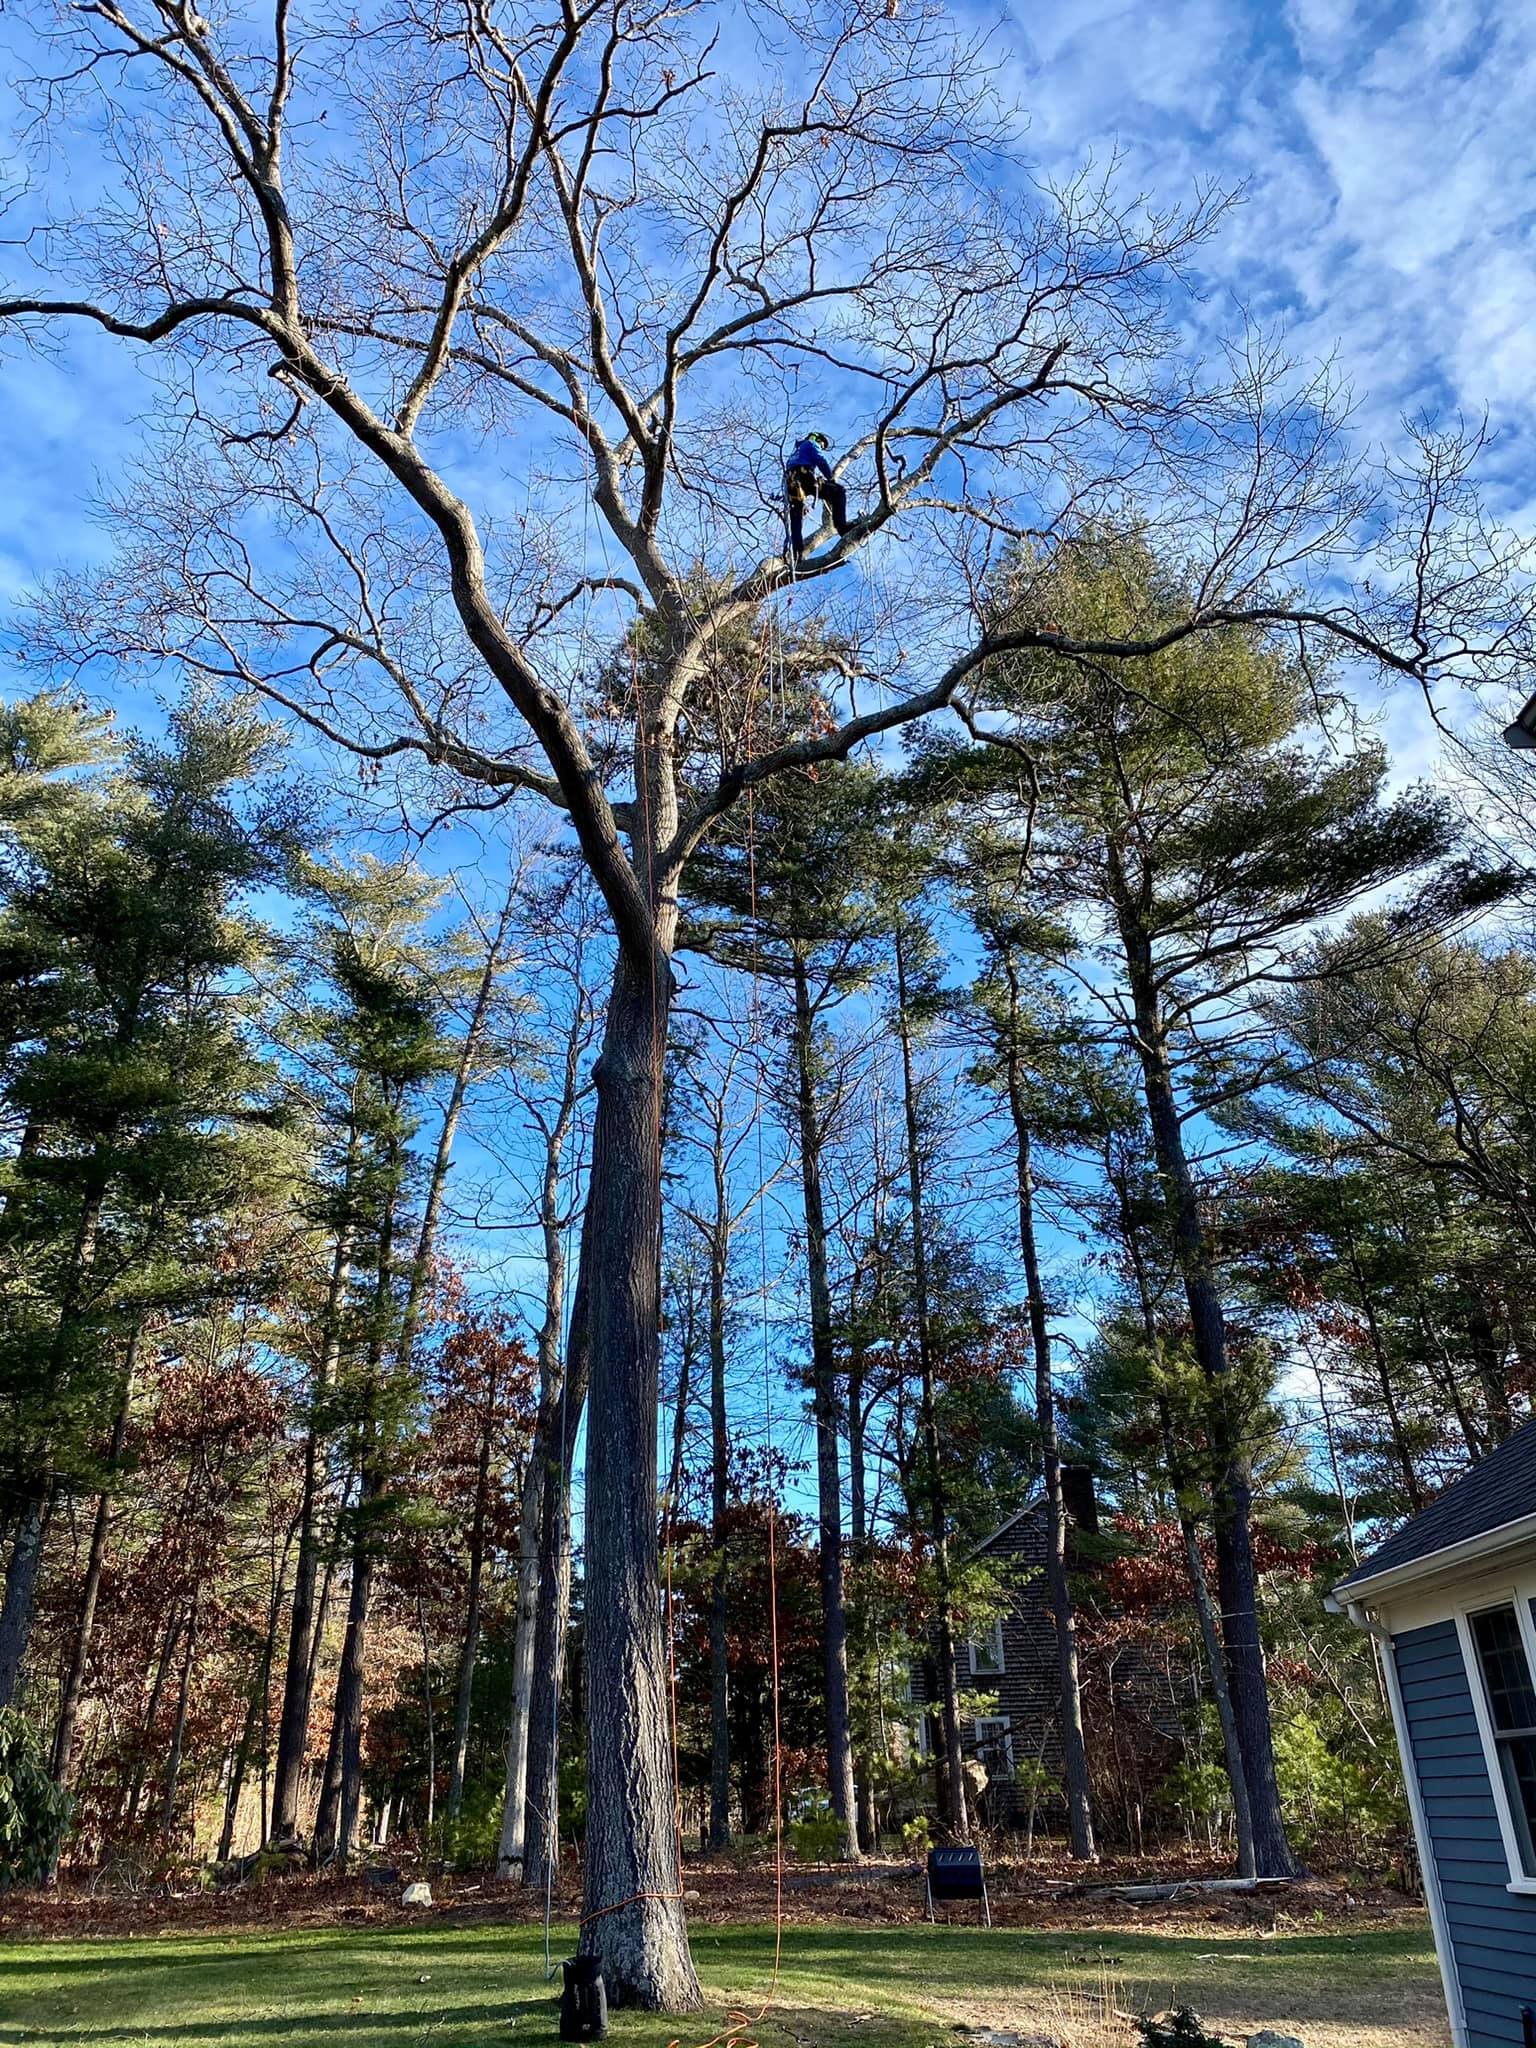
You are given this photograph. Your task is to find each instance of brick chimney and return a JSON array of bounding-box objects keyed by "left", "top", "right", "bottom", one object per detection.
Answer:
[{"left": 1059, "top": 1463, "right": 1099, "bottom": 1534}]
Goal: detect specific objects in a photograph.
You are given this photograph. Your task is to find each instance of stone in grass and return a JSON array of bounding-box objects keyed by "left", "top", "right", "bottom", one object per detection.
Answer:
[
  {"left": 1246, "top": 2035, "right": 1305, "bottom": 2048},
  {"left": 953, "top": 2031, "right": 1062, "bottom": 2047},
  {"left": 400, "top": 1881, "right": 433, "bottom": 1908}
]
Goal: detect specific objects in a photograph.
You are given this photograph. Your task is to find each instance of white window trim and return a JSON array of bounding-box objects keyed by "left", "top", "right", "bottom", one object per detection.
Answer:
[
  {"left": 968, "top": 1618, "right": 1006, "bottom": 1677},
  {"left": 1453, "top": 1578, "right": 1536, "bottom": 1896},
  {"left": 973, "top": 1714, "right": 1014, "bottom": 1778},
  {"left": 1379, "top": 1622, "right": 1468, "bottom": 2048}
]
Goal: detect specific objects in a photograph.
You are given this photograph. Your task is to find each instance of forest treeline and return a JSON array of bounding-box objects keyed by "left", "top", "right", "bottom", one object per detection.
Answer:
[{"left": 2, "top": 534, "right": 1532, "bottom": 1893}]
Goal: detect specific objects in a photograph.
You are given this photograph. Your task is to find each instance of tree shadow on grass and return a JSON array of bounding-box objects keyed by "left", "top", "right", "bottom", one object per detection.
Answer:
[{"left": 0, "top": 1995, "right": 553, "bottom": 2045}]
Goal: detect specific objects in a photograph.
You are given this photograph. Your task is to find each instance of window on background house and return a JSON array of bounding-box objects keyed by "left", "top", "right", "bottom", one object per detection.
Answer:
[
  {"left": 1467, "top": 1601, "right": 1536, "bottom": 1880},
  {"left": 973, "top": 1716, "right": 1015, "bottom": 1779},
  {"left": 968, "top": 1618, "right": 1005, "bottom": 1677}
]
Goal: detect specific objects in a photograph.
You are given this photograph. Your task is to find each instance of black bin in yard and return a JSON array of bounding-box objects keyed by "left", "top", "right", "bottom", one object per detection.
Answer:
[{"left": 924, "top": 1845, "right": 991, "bottom": 1926}]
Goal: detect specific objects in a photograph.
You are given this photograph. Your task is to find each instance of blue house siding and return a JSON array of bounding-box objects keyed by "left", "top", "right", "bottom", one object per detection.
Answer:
[{"left": 1394, "top": 1618, "right": 1536, "bottom": 2047}]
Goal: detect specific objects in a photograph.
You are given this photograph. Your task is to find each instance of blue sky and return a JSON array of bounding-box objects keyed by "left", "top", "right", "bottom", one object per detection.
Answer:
[
  {"left": 1005, "top": 0, "right": 1535, "bottom": 442},
  {"left": 7, "top": 0, "right": 1535, "bottom": 741},
  {"left": 1000, "top": 0, "right": 1536, "bottom": 770}
]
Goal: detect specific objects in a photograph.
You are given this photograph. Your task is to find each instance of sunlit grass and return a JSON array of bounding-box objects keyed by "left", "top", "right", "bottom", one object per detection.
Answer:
[{"left": 0, "top": 1917, "right": 1447, "bottom": 2048}]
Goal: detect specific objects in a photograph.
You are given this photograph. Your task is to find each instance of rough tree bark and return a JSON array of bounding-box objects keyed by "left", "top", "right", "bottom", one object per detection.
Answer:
[
  {"left": 577, "top": 957, "right": 701, "bottom": 2009},
  {"left": 0, "top": 1486, "right": 53, "bottom": 1709},
  {"left": 1110, "top": 854, "right": 1295, "bottom": 1878},
  {"left": 846, "top": 1352, "right": 880, "bottom": 1853}
]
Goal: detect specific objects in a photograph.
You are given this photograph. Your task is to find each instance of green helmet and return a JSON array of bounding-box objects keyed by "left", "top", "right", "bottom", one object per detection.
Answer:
[{"left": 806, "top": 430, "right": 831, "bottom": 449}]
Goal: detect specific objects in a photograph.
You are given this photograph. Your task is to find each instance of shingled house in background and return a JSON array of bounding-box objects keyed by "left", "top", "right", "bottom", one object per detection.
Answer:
[
  {"left": 911, "top": 1466, "right": 1196, "bottom": 1834},
  {"left": 1332, "top": 1417, "right": 1536, "bottom": 2048}
]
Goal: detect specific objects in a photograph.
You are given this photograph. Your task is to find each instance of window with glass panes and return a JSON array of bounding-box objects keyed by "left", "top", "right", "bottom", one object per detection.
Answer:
[
  {"left": 1468, "top": 1602, "right": 1536, "bottom": 1879},
  {"left": 968, "top": 1619, "right": 1005, "bottom": 1676}
]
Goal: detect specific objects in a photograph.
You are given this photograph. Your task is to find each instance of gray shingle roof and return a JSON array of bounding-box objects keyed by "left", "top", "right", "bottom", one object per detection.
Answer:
[{"left": 1336, "top": 1416, "right": 1536, "bottom": 1592}]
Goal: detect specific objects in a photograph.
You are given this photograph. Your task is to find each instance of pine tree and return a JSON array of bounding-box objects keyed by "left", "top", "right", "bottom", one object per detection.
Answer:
[
  {"left": 964, "top": 528, "right": 1505, "bottom": 1875},
  {"left": 0, "top": 696, "right": 296, "bottom": 1720}
]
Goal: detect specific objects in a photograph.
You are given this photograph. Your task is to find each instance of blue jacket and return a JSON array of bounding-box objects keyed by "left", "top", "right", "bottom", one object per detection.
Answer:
[{"left": 786, "top": 438, "right": 833, "bottom": 479}]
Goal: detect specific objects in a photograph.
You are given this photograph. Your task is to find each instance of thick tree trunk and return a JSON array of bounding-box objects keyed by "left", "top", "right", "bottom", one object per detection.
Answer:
[
  {"left": 789, "top": 955, "right": 859, "bottom": 1860},
  {"left": 0, "top": 1485, "right": 53, "bottom": 1709},
  {"left": 300, "top": 1460, "right": 354, "bottom": 1813},
  {"left": 577, "top": 955, "right": 701, "bottom": 2010},
  {"left": 1001, "top": 992, "right": 1096, "bottom": 1861},
  {"left": 53, "top": 1331, "right": 139, "bottom": 1789},
  {"left": 312, "top": 1673, "right": 346, "bottom": 1859},
  {"left": 893, "top": 926, "right": 967, "bottom": 1840},
  {"left": 1112, "top": 874, "right": 1295, "bottom": 1879}
]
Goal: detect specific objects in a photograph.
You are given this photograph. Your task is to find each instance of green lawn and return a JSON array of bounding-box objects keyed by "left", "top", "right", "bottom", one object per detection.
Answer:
[{"left": 0, "top": 1918, "right": 1449, "bottom": 2048}]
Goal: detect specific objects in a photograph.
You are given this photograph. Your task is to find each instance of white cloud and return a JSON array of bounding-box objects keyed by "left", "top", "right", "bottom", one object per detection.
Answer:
[{"left": 1005, "top": 0, "right": 1536, "bottom": 492}]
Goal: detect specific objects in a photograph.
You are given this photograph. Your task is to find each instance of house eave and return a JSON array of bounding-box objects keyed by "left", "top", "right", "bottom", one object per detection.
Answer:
[{"left": 1329, "top": 1505, "right": 1536, "bottom": 1612}]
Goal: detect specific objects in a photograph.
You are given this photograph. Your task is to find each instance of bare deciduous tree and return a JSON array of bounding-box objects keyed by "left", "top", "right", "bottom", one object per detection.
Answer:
[{"left": 4, "top": 0, "right": 1532, "bottom": 2000}]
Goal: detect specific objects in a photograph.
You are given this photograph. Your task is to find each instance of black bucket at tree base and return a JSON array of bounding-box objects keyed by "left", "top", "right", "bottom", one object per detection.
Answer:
[{"left": 559, "top": 1956, "right": 608, "bottom": 2041}]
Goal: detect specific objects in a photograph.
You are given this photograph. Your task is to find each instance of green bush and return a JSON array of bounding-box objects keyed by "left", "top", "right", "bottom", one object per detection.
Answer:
[
  {"left": 787, "top": 1797, "right": 848, "bottom": 1864},
  {"left": 1160, "top": 1753, "right": 1232, "bottom": 1848},
  {"left": 900, "top": 1814, "right": 933, "bottom": 1857},
  {"left": 1274, "top": 1706, "right": 1406, "bottom": 1859},
  {"left": 0, "top": 1709, "right": 70, "bottom": 1887},
  {"left": 432, "top": 1777, "right": 505, "bottom": 1871}
]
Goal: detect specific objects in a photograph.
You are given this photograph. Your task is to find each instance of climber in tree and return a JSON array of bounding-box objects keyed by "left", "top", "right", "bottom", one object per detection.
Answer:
[{"left": 784, "top": 431, "right": 850, "bottom": 558}]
